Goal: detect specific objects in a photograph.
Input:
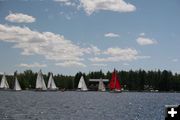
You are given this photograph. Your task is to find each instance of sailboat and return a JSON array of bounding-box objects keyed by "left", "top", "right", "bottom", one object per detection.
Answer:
[
  {"left": 47, "top": 73, "right": 58, "bottom": 90},
  {"left": 109, "top": 69, "right": 121, "bottom": 92},
  {"left": 14, "top": 77, "right": 22, "bottom": 91},
  {"left": 35, "top": 70, "right": 47, "bottom": 91},
  {"left": 0, "top": 73, "right": 9, "bottom": 90},
  {"left": 77, "top": 76, "right": 88, "bottom": 91},
  {"left": 98, "top": 78, "right": 106, "bottom": 91}
]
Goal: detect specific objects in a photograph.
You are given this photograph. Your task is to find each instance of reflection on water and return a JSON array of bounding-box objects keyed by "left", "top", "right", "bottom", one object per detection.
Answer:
[{"left": 0, "top": 91, "right": 179, "bottom": 120}]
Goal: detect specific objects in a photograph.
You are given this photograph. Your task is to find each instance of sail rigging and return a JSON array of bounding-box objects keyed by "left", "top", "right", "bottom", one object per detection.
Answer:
[
  {"left": 109, "top": 69, "right": 121, "bottom": 91},
  {"left": 0, "top": 73, "right": 9, "bottom": 89},
  {"left": 14, "top": 77, "right": 22, "bottom": 91},
  {"left": 47, "top": 73, "right": 58, "bottom": 90},
  {"left": 36, "top": 70, "right": 47, "bottom": 90},
  {"left": 78, "top": 76, "right": 88, "bottom": 91},
  {"left": 98, "top": 78, "right": 106, "bottom": 91}
]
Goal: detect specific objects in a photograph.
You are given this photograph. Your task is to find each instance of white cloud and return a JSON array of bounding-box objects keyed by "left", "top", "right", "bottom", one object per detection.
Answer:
[
  {"left": 104, "top": 47, "right": 138, "bottom": 56},
  {"left": 65, "top": 15, "right": 71, "bottom": 20},
  {"left": 55, "top": 61, "right": 86, "bottom": 67},
  {"left": 123, "top": 63, "right": 129, "bottom": 66},
  {"left": 17, "top": 62, "right": 47, "bottom": 68},
  {"left": 136, "top": 37, "right": 157, "bottom": 46},
  {"left": 0, "top": 24, "right": 89, "bottom": 67},
  {"left": 0, "top": 23, "right": 151, "bottom": 67},
  {"left": 91, "top": 63, "right": 107, "bottom": 67},
  {"left": 5, "top": 12, "right": 36, "bottom": 23},
  {"left": 83, "top": 45, "right": 101, "bottom": 55},
  {"left": 172, "top": 59, "right": 178, "bottom": 62},
  {"left": 54, "top": 0, "right": 69, "bottom": 2},
  {"left": 89, "top": 47, "right": 150, "bottom": 62},
  {"left": 104, "top": 32, "right": 120, "bottom": 38},
  {"left": 139, "top": 32, "right": 145, "bottom": 36},
  {"left": 79, "top": 0, "right": 136, "bottom": 15},
  {"left": 0, "top": 72, "right": 14, "bottom": 76},
  {"left": 54, "top": 0, "right": 76, "bottom": 6}
]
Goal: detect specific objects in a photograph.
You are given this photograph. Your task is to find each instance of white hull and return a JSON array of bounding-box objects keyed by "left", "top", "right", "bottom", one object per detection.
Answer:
[{"left": 110, "top": 89, "right": 122, "bottom": 93}]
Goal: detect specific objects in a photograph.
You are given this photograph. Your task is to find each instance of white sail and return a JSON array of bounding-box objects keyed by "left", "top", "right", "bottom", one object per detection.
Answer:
[
  {"left": 98, "top": 78, "right": 106, "bottom": 91},
  {"left": 0, "top": 73, "right": 9, "bottom": 89},
  {"left": 36, "top": 70, "right": 47, "bottom": 90},
  {"left": 78, "top": 76, "right": 88, "bottom": 91},
  {"left": 47, "top": 73, "right": 58, "bottom": 90},
  {"left": 78, "top": 76, "right": 83, "bottom": 89},
  {"left": 14, "top": 77, "right": 22, "bottom": 91}
]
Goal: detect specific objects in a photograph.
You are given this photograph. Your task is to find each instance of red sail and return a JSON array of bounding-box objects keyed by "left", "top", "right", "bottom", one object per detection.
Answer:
[{"left": 109, "top": 69, "right": 121, "bottom": 90}]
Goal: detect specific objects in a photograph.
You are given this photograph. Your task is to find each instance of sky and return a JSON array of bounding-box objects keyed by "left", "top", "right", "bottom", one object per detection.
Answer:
[{"left": 0, "top": 0, "right": 180, "bottom": 75}]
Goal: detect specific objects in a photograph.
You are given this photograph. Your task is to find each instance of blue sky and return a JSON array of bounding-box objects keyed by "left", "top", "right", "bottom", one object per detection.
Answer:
[{"left": 0, "top": 0, "right": 180, "bottom": 75}]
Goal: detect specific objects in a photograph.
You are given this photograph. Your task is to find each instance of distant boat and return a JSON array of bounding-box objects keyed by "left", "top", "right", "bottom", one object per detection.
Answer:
[
  {"left": 14, "top": 77, "right": 22, "bottom": 91},
  {"left": 0, "top": 73, "right": 9, "bottom": 89},
  {"left": 36, "top": 70, "right": 47, "bottom": 91},
  {"left": 47, "top": 73, "right": 58, "bottom": 90},
  {"left": 109, "top": 69, "right": 121, "bottom": 92},
  {"left": 78, "top": 76, "right": 88, "bottom": 91},
  {"left": 98, "top": 78, "right": 106, "bottom": 91}
]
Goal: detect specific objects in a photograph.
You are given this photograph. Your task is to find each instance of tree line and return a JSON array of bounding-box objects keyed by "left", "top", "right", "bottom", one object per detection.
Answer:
[{"left": 0, "top": 69, "right": 180, "bottom": 91}]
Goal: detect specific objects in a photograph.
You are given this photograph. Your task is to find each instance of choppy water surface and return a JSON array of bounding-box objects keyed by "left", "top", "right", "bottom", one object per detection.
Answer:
[{"left": 0, "top": 91, "right": 180, "bottom": 120}]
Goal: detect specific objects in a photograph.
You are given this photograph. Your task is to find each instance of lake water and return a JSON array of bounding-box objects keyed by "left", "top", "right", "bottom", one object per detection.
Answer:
[{"left": 0, "top": 91, "right": 180, "bottom": 120}]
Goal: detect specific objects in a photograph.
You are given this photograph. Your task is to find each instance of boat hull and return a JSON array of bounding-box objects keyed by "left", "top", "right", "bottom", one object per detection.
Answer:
[
  {"left": 0, "top": 88, "right": 12, "bottom": 91},
  {"left": 35, "top": 88, "right": 47, "bottom": 91},
  {"left": 47, "top": 88, "right": 59, "bottom": 91},
  {"left": 98, "top": 90, "right": 106, "bottom": 92},
  {"left": 13, "top": 90, "right": 22, "bottom": 91},
  {"left": 76, "top": 89, "right": 88, "bottom": 92},
  {"left": 110, "top": 89, "right": 122, "bottom": 93}
]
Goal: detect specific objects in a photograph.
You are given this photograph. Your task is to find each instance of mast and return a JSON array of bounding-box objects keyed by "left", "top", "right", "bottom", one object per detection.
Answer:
[
  {"left": 36, "top": 70, "right": 41, "bottom": 89},
  {"left": 113, "top": 69, "right": 117, "bottom": 90},
  {"left": 41, "top": 72, "right": 47, "bottom": 90},
  {"left": 82, "top": 78, "right": 88, "bottom": 91}
]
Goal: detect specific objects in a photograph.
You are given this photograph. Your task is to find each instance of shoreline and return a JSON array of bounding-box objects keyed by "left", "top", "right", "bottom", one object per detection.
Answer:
[{"left": 0, "top": 89, "right": 180, "bottom": 93}]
